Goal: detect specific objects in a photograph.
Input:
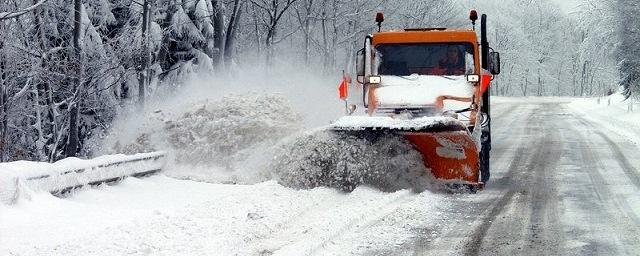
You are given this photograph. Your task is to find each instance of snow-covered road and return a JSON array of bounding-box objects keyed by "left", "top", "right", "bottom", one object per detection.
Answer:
[
  {"left": 403, "top": 100, "right": 640, "bottom": 256},
  {"left": 2, "top": 98, "right": 640, "bottom": 255}
]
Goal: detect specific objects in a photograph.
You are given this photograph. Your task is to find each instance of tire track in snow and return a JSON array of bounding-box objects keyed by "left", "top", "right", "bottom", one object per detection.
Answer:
[
  {"left": 572, "top": 116, "right": 640, "bottom": 223},
  {"left": 460, "top": 147, "right": 527, "bottom": 256},
  {"left": 571, "top": 107, "right": 640, "bottom": 190},
  {"left": 403, "top": 102, "right": 540, "bottom": 256},
  {"left": 461, "top": 106, "right": 563, "bottom": 256},
  {"left": 564, "top": 114, "right": 640, "bottom": 255},
  {"left": 304, "top": 193, "right": 420, "bottom": 256},
  {"left": 248, "top": 189, "right": 417, "bottom": 256},
  {"left": 593, "top": 130, "right": 640, "bottom": 190},
  {"left": 489, "top": 104, "right": 536, "bottom": 173}
]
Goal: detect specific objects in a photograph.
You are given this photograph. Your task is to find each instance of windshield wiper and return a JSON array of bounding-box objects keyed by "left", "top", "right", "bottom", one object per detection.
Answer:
[
  {"left": 385, "top": 74, "right": 420, "bottom": 81},
  {"left": 438, "top": 75, "right": 456, "bottom": 80}
]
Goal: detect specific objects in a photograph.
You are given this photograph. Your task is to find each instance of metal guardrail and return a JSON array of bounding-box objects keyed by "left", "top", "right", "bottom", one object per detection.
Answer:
[{"left": 1, "top": 152, "right": 166, "bottom": 205}]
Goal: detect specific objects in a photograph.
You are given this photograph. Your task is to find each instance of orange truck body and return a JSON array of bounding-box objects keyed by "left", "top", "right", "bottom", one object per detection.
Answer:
[
  {"left": 366, "top": 29, "right": 489, "bottom": 189},
  {"left": 335, "top": 11, "right": 499, "bottom": 191}
]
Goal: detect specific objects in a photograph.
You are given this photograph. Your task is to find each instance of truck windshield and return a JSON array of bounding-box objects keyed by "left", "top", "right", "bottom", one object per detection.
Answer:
[{"left": 375, "top": 43, "right": 475, "bottom": 76}]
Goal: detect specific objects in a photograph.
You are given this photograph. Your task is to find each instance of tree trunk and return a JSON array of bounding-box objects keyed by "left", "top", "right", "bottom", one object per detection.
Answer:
[
  {"left": 65, "top": 0, "right": 82, "bottom": 157},
  {"left": 297, "top": 0, "right": 313, "bottom": 65},
  {"left": 0, "top": 38, "right": 6, "bottom": 162},
  {"left": 265, "top": 26, "right": 275, "bottom": 66},
  {"left": 46, "top": 82, "right": 58, "bottom": 161},
  {"left": 571, "top": 58, "right": 577, "bottom": 96},
  {"left": 212, "top": 0, "right": 226, "bottom": 67},
  {"left": 251, "top": 4, "right": 261, "bottom": 55},
  {"left": 537, "top": 69, "right": 542, "bottom": 96},
  {"left": 138, "top": 0, "right": 151, "bottom": 109},
  {"left": 321, "top": 6, "right": 328, "bottom": 72},
  {"left": 224, "top": 0, "right": 242, "bottom": 63},
  {"left": 523, "top": 74, "right": 528, "bottom": 96},
  {"left": 32, "top": 82, "right": 47, "bottom": 161},
  {"left": 580, "top": 60, "right": 588, "bottom": 97}
]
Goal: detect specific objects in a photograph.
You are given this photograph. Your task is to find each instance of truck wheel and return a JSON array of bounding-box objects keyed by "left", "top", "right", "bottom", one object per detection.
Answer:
[{"left": 480, "top": 131, "right": 490, "bottom": 183}]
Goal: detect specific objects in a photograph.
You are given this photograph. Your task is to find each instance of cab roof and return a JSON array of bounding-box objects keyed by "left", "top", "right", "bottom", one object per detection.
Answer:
[{"left": 372, "top": 29, "right": 478, "bottom": 45}]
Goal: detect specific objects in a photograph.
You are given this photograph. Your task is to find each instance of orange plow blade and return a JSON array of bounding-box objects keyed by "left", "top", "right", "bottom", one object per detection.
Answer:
[
  {"left": 331, "top": 116, "right": 483, "bottom": 191},
  {"left": 405, "top": 130, "right": 481, "bottom": 189}
]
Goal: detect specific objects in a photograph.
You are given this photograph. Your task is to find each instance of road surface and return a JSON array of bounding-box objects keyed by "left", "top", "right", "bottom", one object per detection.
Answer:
[
  {"left": 374, "top": 99, "right": 640, "bottom": 256},
  {"left": 2, "top": 99, "right": 639, "bottom": 255}
]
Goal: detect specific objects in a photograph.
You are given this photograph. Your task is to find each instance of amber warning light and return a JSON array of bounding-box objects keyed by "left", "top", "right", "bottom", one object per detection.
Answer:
[
  {"left": 470, "top": 10, "right": 478, "bottom": 29},
  {"left": 376, "top": 12, "right": 384, "bottom": 32}
]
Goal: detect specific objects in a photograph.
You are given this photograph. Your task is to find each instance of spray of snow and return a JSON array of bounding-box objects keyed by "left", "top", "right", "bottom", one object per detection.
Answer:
[
  {"left": 99, "top": 92, "right": 302, "bottom": 184},
  {"left": 270, "top": 129, "right": 435, "bottom": 192},
  {"left": 96, "top": 65, "right": 434, "bottom": 191}
]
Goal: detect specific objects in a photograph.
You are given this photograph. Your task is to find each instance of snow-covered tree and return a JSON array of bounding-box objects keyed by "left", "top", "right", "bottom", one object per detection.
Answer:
[{"left": 616, "top": 0, "right": 640, "bottom": 97}]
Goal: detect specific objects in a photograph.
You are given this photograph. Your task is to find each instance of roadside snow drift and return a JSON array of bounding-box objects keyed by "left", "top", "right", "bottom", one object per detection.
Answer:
[{"left": 0, "top": 152, "right": 165, "bottom": 204}]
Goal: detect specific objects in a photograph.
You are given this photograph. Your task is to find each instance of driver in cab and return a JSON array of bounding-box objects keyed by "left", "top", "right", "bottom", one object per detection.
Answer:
[{"left": 433, "top": 46, "right": 466, "bottom": 75}]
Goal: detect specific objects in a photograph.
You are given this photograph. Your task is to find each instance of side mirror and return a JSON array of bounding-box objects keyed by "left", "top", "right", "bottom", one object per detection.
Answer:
[
  {"left": 356, "top": 48, "right": 365, "bottom": 83},
  {"left": 489, "top": 52, "right": 501, "bottom": 75}
]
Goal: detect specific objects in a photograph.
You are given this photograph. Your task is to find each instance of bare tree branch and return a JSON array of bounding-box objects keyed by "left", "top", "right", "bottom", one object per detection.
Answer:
[{"left": 0, "top": 0, "right": 48, "bottom": 21}]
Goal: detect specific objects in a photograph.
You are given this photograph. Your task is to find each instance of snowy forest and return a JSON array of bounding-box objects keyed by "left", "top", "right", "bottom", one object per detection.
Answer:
[{"left": 0, "top": 0, "right": 636, "bottom": 162}]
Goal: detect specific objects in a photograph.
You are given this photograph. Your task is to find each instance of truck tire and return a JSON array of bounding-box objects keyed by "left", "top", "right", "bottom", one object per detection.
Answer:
[{"left": 480, "top": 131, "right": 490, "bottom": 183}]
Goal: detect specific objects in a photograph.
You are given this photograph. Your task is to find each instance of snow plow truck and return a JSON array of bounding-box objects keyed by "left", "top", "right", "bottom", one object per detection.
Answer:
[{"left": 333, "top": 10, "right": 501, "bottom": 191}]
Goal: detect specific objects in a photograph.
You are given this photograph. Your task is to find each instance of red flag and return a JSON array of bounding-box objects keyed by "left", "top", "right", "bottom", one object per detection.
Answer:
[
  {"left": 480, "top": 72, "right": 492, "bottom": 94},
  {"left": 338, "top": 76, "right": 349, "bottom": 100}
]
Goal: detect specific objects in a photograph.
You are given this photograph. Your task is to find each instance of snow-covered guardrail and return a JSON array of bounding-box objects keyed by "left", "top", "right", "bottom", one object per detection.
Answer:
[{"left": 0, "top": 152, "right": 166, "bottom": 205}]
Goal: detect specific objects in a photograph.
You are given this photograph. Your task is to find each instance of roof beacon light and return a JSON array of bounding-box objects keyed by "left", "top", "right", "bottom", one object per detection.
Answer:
[
  {"left": 376, "top": 12, "right": 384, "bottom": 32},
  {"left": 470, "top": 10, "right": 478, "bottom": 30}
]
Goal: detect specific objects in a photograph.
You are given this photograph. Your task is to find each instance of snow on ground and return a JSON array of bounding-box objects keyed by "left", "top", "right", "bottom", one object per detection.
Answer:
[
  {"left": 0, "top": 152, "right": 164, "bottom": 204},
  {"left": 0, "top": 175, "right": 448, "bottom": 256},
  {"left": 0, "top": 70, "right": 459, "bottom": 255},
  {"left": 568, "top": 92, "right": 640, "bottom": 145},
  {"left": 3, "top": 94, "right": 640, "bottom": 255},
  {"left": 0, "top": 73, "right": 447, "bottom": 255}
]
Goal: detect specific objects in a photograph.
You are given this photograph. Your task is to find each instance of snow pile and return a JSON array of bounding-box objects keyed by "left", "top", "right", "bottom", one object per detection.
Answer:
[
  {"left": 568, "top": 92, "right": 640, "bottom": 145},
  {"left": 103, "top": 91, "right": 438, "bottom": 191},
  {"left": 161, "top": 93, "right": 303, "bottom": 164},
  {"left": 106, "top": 92, "right": 303, "bottom": 183},
  {"left": 270, "top": 130, "right": 435, "bottom": 192}
]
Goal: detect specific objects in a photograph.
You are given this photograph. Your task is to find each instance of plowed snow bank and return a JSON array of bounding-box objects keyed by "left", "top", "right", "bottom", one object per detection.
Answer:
[{"left": 102, "top": 92, "right": 302, "bottom": 183}]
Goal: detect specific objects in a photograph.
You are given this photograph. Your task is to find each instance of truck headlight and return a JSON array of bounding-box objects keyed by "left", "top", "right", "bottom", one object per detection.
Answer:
[
  {"left": 368, "top": 76, "right": 381, "bottom": 84},
  {"left": 466, "top": 74, "right": 480, "bottom": 82}
]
